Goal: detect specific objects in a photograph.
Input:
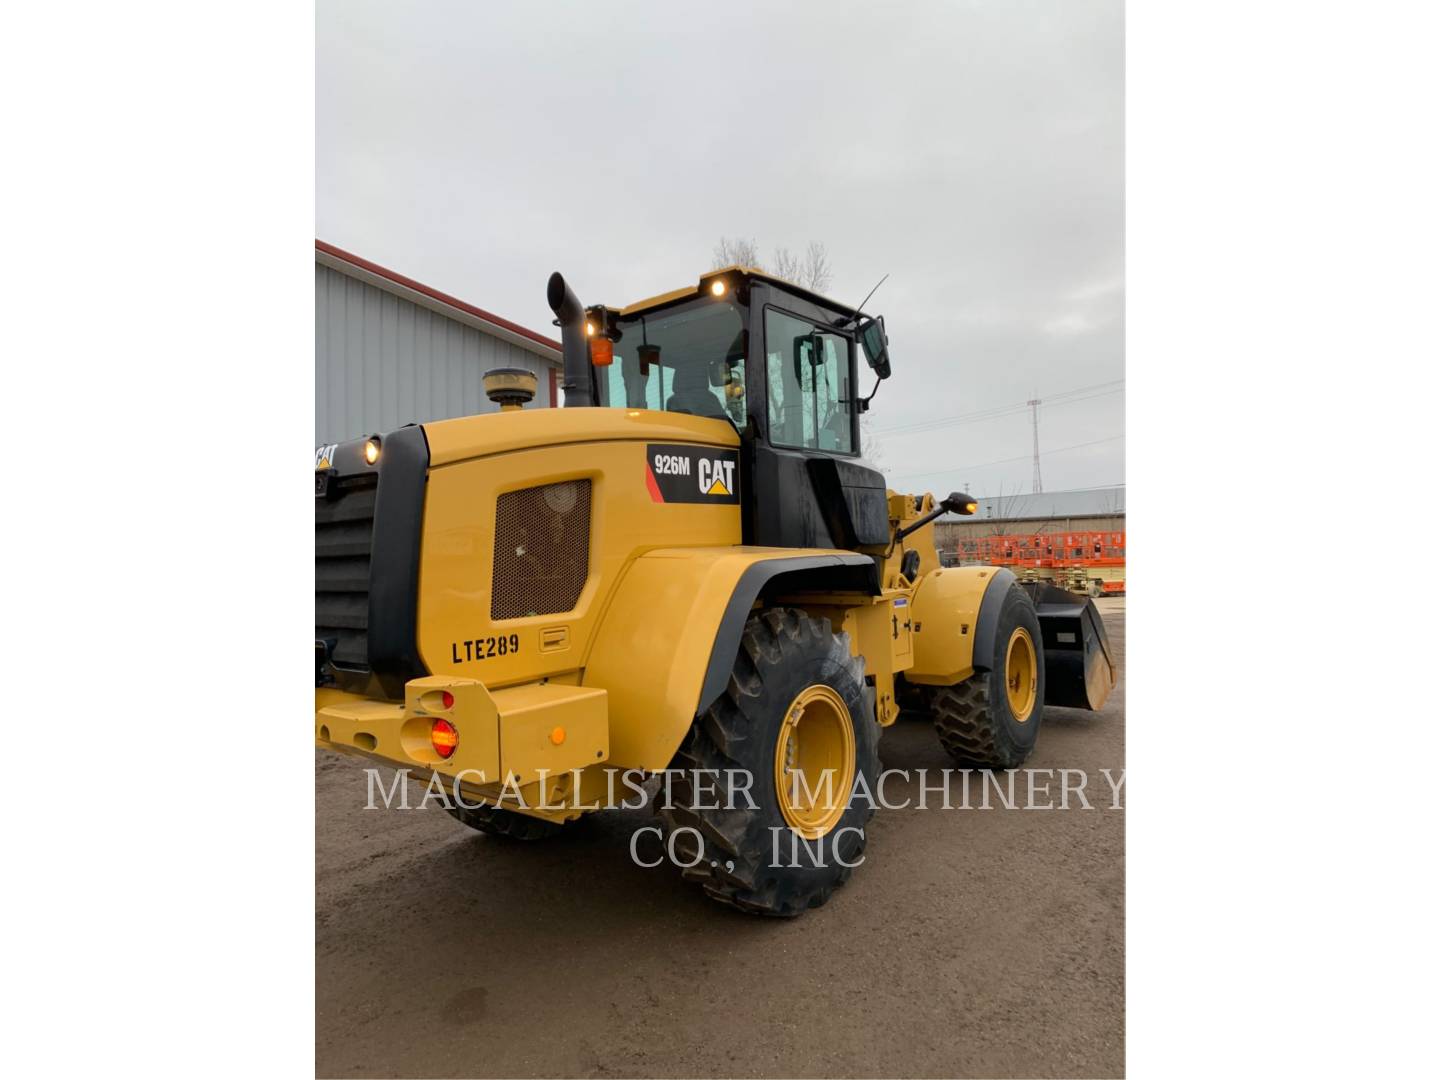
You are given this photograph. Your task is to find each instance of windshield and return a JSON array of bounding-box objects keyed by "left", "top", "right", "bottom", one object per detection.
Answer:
[{"left": 595, "top": 299, "right": 746, "bottom": 426}]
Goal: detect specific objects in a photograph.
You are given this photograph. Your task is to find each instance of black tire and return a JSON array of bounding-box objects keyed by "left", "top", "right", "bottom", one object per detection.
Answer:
[
  {"left": 444, "top": 802, "right": 567, "bottom": 841},
  {"left": 658, "top": 607, "right": 880, "bottom": 917},
  {"left": 923, "top": 582, "right": 1046, "bottom": 768}
]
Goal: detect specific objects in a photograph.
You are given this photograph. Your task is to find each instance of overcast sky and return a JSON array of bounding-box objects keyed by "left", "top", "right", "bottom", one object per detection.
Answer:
[{"left": 317, "top": 0, "right": 1123, "bottom": 496}]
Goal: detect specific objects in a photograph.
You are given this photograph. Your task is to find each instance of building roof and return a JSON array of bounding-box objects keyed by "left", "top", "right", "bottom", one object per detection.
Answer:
[
  {"left": 315, "top": 240, "right": 561, "bottom": 360},
  {"left": 941, "top": 484, "right": 1126, "bottom": 524}
]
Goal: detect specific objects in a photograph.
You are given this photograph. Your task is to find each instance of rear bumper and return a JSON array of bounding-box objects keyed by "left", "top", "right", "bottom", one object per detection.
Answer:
[{"left": 316, "top": 675, "right": 609, "bottom": 790}]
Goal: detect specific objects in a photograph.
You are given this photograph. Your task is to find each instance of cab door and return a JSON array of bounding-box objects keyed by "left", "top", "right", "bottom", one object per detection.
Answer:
[{"left": 741, "top": 284, "right": 888, "bottom": 551}]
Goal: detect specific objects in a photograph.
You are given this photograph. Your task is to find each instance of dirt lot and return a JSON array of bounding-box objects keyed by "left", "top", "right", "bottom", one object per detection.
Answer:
[{"left": 316, "top": 601, "right": 1124, "bottom": 1079}]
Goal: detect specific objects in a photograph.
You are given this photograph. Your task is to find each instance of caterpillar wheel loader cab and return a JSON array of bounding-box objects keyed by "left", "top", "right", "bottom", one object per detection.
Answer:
[{"left": 315, "top": 265, "right": 1116, "bottom": 916}]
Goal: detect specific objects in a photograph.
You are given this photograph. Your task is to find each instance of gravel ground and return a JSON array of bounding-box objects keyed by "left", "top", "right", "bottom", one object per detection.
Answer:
[{"left": 316, "top": 600, "right": 1125, "bottom": 1079}]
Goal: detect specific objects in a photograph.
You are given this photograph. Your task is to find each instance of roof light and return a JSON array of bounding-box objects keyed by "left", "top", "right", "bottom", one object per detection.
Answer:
[
  {"left": 585, "top": 321, "right": 595, "bottom": 336},
  {"left": 364, "top": 437, "right": 381, "bottom": 465},
  {"left": 710, "top": 280, "right": 727, "bottom": 297}
]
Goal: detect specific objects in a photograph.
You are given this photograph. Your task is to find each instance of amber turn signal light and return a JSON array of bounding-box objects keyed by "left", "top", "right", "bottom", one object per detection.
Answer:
[
  {"left": 589, "top": 336, "right": 614, "bottom": 367},
  {"left": 431, "top": 718, "right": 458, "bottom": 758}
]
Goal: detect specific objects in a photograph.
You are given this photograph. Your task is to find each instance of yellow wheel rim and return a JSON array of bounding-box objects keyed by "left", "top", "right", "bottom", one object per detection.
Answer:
[
  {"left": 1005, "top": 627, "right": 1038, "bottom": 723},
  {"left": 773, "top": 684, "right": 856, "bottom": 840}
]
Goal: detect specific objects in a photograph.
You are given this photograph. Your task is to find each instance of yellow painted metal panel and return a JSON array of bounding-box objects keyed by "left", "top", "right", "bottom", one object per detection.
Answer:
[
  {"left": 583, "top": 546, "right": 853, "bottom": 770},
  {"left": 493, "top": 683, "right": 609, "bottom": 785},
  {"left": 423, "top": 407, "right": 737, "bottom": 467},
  {"left": 905, "top": 566, "right": 1000, "bottom": 686},
  {"left": 416, "top": 439, "right": 741, "bottom": 691},
  {"left": 316, "top": 678, "right": 503, "bottom": 782}
]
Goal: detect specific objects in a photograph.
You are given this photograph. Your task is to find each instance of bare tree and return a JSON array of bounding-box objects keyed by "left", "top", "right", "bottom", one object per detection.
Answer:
[
  {"left": 713, "top": 236, "right": 762, "bottom": 269},
  {"left": 986, "top": 482, "right": 1033, "bottom": 536},
  {"left": 713, "top": 237, "right": 833, "bottom": 292},
  {"left": 1099, "top": 484, "right": 1125, "bottom": 523},
  {"left": 860, "top": 414, "right": 884, "bottom": 466},
  {"left": 771, "top": 246, "right": 801, "bottom": 284},
  {"left": 803, "top": 241, "right": 833, "bottom": 294}
]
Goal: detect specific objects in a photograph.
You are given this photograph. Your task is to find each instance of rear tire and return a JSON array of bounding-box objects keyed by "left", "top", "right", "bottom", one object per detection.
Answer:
[
  {"left": 658, "top": 607, "right": 879, "bottom": 917},
  {"left": 444, "top": 803, "right": 567, "bottom": 841},
  {"left": 923, "top": 583, "right": 1045, "bottom": 768}
]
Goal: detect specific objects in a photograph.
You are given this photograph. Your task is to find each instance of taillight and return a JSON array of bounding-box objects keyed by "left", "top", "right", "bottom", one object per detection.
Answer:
[{"left": 431, "top": 719, "right": 458, "bottom": 758}]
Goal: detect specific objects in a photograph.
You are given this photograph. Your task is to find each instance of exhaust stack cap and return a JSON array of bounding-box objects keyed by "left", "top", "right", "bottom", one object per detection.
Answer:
[{"left": 483, "top": 367, "right": 538, "bottom": 411}]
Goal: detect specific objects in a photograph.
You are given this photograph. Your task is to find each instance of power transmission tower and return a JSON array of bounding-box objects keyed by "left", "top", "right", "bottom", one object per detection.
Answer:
[{"left": 1027, "top": 398, "right": 1043, "bottom": 493}]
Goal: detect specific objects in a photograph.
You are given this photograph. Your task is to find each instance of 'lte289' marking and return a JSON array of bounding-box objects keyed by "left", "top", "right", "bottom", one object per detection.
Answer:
[{"left": 452, "top": 634, "right": 520, "bottom": 663}]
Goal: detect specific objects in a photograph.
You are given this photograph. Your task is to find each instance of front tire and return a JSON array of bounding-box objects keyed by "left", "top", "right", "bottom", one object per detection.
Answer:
[
  {"left": 658, "top": 608, "right": 880, "bottom": 917},
  {"left": 924, "top": 582, "right": 1046, "bottom": 768}
]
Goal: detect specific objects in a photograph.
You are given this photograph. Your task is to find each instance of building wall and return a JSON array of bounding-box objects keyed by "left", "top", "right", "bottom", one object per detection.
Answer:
[
  {"left": 936, "top": 515, "right": 1126, "bottom": 557},
  {"left": 315, "top": 263, "right": 557, "bottom": 444},
  {"left": 937, "top": 514, "right": 1126, "bottom": 541}
]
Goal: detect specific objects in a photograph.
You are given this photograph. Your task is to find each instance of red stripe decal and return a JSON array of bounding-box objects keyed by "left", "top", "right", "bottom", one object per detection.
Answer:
[{"left": 644, "top": 462, "right": 664, "bottom": 502}]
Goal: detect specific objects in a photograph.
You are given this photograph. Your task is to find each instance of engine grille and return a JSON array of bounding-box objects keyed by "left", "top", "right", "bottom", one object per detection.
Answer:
[
  {"left": 492, "top": 480, "right": 592, "bottom": 620},
  {"left": 315, "top": 472, "right": 378, "bottom": 670}
]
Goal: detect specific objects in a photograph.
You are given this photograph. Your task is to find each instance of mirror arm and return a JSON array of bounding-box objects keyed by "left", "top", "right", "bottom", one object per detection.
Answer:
[
  {"left": 855, "top": 374, "right": 883, "bottom": 413},
  {"left": 895, "top": 492, "right": 976, "bottom": 543}
]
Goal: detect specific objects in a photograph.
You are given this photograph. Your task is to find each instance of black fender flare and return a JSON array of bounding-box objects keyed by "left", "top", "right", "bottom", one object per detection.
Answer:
[
  {"left": 970, "top": 567, "right": 1023, "bottom": 673},
  {"left": 696, "top": 553, "right": 880, "bottom": 714}
]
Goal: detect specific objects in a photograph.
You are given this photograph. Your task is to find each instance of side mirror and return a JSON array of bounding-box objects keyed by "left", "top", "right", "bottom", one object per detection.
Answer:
[{"left": 859, "top": 316, "right": 891, "bottom": 380}]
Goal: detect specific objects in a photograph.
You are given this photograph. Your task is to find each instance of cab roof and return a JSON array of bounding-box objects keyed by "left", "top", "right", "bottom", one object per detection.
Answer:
[{"left": 618, "top": 265, "right": 861, "bottom": 322}]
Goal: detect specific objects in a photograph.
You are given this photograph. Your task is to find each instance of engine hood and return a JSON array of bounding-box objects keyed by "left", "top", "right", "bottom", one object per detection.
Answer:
[{"left": 422, "top": 407, "right": 739, "bottom": 468}]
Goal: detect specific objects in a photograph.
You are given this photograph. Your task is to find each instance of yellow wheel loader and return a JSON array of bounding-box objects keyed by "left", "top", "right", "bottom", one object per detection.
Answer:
[{"left": 316, "top": 266, "right": 1115, "bottom": 916}]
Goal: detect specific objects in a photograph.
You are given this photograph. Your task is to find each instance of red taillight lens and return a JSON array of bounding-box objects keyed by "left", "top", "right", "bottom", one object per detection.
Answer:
[
  {"left": 441, "top": 690, "right": 455, "bottom": 710},
  {"left": 431, "top": 719, "right": 458, "bottom": 758}
]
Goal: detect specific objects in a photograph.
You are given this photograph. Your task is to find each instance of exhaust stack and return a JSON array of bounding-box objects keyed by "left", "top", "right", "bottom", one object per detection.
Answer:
[{"left": 547, "top": 271, "right": 594, "bottom": 407}]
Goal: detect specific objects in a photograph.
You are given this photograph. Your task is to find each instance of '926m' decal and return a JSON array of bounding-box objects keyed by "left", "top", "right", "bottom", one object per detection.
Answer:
[{"left": 645, "top": 444, "right": 740, "bottom": 504}]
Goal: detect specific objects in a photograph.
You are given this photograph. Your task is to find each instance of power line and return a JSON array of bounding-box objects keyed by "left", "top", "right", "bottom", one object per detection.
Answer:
[
  {"left": 890, "top": 434, "right": 1125, "bottom": 482},
  {"left": 969, "top": 480, "right": 1126, "bottom": 500},
  {"left": 872, "top": 378, "right": 1124, "bottom": 437}
]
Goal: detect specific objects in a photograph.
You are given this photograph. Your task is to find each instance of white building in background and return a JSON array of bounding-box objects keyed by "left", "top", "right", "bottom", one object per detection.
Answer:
[{"left": 314, "top": 240, "right": 562, "bottom": 445}]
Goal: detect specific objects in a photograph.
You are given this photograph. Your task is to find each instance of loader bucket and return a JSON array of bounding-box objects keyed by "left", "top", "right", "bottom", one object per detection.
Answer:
[{"left": 1019, "top": 582, "right": 1116, "bottom": 711}]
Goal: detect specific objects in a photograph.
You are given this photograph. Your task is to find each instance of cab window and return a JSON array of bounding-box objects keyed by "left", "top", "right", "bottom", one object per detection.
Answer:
[
  {"left": 765, "top": 308, "right": 854, "bottom": 453},
  {"left": 597, "top": 300, "right": 746, "bottom": 426}
]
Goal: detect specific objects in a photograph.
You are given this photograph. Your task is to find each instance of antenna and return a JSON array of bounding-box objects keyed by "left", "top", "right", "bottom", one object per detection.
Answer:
[
  {"left": 1028, "top": 397, "right": 1043, "bottom": 493},
  {"left": 843, "top": 273, "right": 890, "bottom": 326}
]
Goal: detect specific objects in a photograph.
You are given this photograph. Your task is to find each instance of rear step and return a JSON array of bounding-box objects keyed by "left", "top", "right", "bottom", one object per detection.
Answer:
[{"left": 1020, "top": 582, "right": 1117, "bottom": 711}]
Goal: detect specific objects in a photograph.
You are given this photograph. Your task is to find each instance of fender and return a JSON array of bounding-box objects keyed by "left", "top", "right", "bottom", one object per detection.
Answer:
[
  {"left": 905, "top": 566, "right": 1019, "bottom": 686},
  {"left": 583, "top": 547, "right": 878, "bottom": 770}
]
